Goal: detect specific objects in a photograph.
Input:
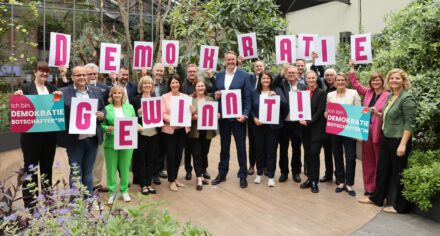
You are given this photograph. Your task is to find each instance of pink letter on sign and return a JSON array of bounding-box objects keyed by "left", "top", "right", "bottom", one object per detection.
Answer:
[
  {"left": 264, "top": 99, "right": 276, "bottom": 122},
  {"left": 297, "top": 92, "right": 304, "bottom": 119},
  {"left": 119, "top": 120, "right": 132, "bottom": 146},
  {"left": 134, "top": 45, "right": 153, "bottom": 68},
  {"left": 242, "top": 36, "right": 254, "bottom": 58},
  {"left": 105, "top": 47, "right": 117, "bottom": 71},
  {"left": 280, "top": 39, "right": 292, "bottom": 63},
  {"left": 55, "top": 34, "right": 67, "bottom": 66},
  {"left": 178, "top": 99, "right": 184, "bottom": 123},
  {"left": 202, "top": 104, "right": 214, "bottom": 126},
  {"left": 203, "top": 48, "right": 215, "bottom": 69},
  {"left": 142, "top": 100, "right": 161, "bottom": 124},
  {"left": 225, "top": 93, "right": 238, "bottom": 115},
  {"left": 321, "top": 39, "right": 328, "bottom": 62},
  {"left": 76, "top": 102, "right": 91, "bottom": 130},
  {"left": 166, "top": 43, "right": 176, "bottom": 65},
  {"left": 303, "top": 36, "right": 314, "bottom": 57},
  {"left": 355, "top": 37, "right": 367, "bottom": 61}
]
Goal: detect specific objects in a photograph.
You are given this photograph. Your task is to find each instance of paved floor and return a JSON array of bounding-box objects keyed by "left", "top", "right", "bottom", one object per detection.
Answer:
[{"left": 351, "top": 211, "right": 440, "bottom": 236}]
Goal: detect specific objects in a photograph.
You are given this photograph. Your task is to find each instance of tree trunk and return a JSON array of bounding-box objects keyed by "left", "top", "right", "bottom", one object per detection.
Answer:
[
  {"left": 139, "top": 0, "right": 144, "bottom": 41},
  {"left": 118, "top": 0, "right": 133, "bottom": 74}
]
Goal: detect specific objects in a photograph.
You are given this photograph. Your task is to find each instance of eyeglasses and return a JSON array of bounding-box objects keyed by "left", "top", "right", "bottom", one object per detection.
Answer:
[{"left": 73, "top": 74, "right": 87, "bottom": 77}]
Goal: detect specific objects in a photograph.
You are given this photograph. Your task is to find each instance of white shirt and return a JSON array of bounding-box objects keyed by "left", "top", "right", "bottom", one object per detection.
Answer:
[
  {"left": 36, "top": 86, "right": 49, "bottom": 95},
  {"left": 224, "top": 67, "right": 237, "bottom": 90},
  {"left": 327, "top": 89, "right": 362, "bottom": 106},
  {"left": 114, "top": 107, "right": 125, "bottom": 118}
]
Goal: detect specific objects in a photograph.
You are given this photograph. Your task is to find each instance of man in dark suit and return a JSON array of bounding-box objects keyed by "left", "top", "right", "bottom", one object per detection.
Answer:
[
  {"left": 118, "top": 67, "right": 138, "bottom": 101},
  {"left": 85, "top": 63, "right": 110, "bottom": 105},
  {"left": 57, "top": 66, "right": 105, "bottom": 195},
  {"left": 278, "top": 65, "right": 307, "bottom": 183},
  {"left": 211, "top": 51, "right": 253, "bottom": 188}
]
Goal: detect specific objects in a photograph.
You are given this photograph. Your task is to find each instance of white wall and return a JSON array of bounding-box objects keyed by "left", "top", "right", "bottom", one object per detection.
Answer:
[{"left": 286, "top": 0, "right": 413, "bottom": 42}]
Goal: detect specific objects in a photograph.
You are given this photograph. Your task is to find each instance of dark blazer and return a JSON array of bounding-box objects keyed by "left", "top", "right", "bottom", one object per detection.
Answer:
[
  {"left": 90, "top": 83, "right": 110, "bottom": 105},
  {"left": 124, "top": 82, "right": 139, "bottom": 100},
  {"left": 130, "top": 94, "right": 162, "bottom": 133},
  {"left": 21, "top": 81, "right": 58, "bottom": 95},
  {"left": 213, "top": 68, "right": 253, "bottom": 118},
  {"left": 153, "top": 79, "right": 168, "bottom": 97},
  {"left": 182, "top": 79, "right": 196, "bottom": 95},
  {"left": 57, "top": 85, "right": 105, "bottom": 149},
  {"left": 303, "top": 88, "right": 327, "bottom": 141},
  {"left": 249, "top": 74, "right": 258, "bottom": 89},
  {"left": 280, "top": 79, "right": 307, "bottom": 136},
  {"left": 250, "top": 87, "right": 289, "bottom": 130}
]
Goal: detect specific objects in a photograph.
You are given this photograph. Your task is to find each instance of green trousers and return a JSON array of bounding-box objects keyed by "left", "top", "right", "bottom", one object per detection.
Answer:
[{"left": 103, "top": 148, "right": 133, "bottom": 193}]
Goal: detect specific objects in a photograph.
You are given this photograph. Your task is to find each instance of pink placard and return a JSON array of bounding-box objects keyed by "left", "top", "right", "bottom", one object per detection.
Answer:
[
  {"left": 99, "top": 43, "right": 121, "bottom": 73},
  {"left": 133, "top": 41, "right": 154, "bottom": 70},
  {"left": 315, "top": 36, "right": 336, "bottom": 66},
  {"left": 199, "top": 45, "right": 219, "bottom": 71},
  {"left": 68, "top": 97, "right": 98, "bottom": 134},
  {"left": 162, "top": 40, "right": 180, "bottom": 67},
  {"left": 141, "top": 97, "right": 163, "bottom": 129},
  {"left": 114, "top": 117, "right": 138, "bottom": 150},
  {"left": 197, "top": 101, "right": 218, "bottom": 130},
  {"left": 170, "top": 96, "right": 192, "bottom": 127},
  {"left": 288, "top": 91, "right": 311, "bottom": 121},
  {"left": 237, "top": 32, "right": 257, "bottom": 60},
  {"left": 258, "top": 95, "right": 280, "bottom": 124},
  {"left": 297, "top": 33, "right": 317, "bottom": 59},
  {"left": 48, "top": 32, "right": 71, "bottom": 67},
  {"left": 221, "top": 89, "right": 242, "bottom": 118},
  {"left": 350, "top": 33, "right": 372, "bottom": 64},
  {"left": 275, "top": 35, "right": 296, "bottom": 64}
]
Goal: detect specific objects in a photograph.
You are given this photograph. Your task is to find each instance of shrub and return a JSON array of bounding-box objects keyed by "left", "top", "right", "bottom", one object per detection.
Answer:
[{"left": 0, "top": 93, "right": 10, "bottom": 132}]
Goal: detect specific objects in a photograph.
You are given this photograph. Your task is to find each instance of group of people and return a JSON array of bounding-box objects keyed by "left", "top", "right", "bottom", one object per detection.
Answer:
[{"left": 15, "top": 50, "right": 416, "bottom": 214}]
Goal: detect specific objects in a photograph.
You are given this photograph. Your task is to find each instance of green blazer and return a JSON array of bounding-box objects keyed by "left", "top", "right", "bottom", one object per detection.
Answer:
[
  {"left": 382, "top": 90, "right": 417, "bottom": 138},
  {"left": 101, "top": 103, "right": 137, "bottom": 148},
  {"left": 187, "top": 96, "right": 218, "bottom": 139}
]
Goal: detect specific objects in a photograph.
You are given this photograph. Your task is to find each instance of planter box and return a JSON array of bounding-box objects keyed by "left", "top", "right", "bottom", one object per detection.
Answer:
[
  {"left": 0, "top": 131, "right": 20, "bottom": 152},
  {"left": 412, "top": 194, "right": 440, "bottom": 223}
]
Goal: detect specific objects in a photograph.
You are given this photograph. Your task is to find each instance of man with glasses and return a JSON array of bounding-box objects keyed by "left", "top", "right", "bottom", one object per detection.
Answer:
[{"left": 57, "top": 66, "right": 105, "bottom": 204}]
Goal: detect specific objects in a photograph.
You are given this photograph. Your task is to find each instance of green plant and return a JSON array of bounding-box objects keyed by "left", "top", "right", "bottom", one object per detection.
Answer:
[
  {"left": 402, "top": 150, "right": 440, "bottom": 211},
  {"left": 0, "top": 93, "right": 10, "bottom": 132}
]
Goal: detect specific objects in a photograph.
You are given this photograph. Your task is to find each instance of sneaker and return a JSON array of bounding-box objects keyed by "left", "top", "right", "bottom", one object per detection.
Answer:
[
  {"left": 108, "top": 193, "right": 117, "bottom": 205},
  {"left": 268, "top": 178, "right": 275, "bottom": 187},
  {"left": 93, "top": 201, "right": 105, "bottom": 210},
  {"left": 122, "top": 192, "right": 131, "bottom": 202},
  {"left": 254, "top": 175, "right": 262, "bottom": 184}
]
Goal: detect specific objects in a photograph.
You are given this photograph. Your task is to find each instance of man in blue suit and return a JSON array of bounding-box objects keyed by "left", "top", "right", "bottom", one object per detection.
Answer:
[
  {"left": 211, "top": 51, "right": 253, "bottom": 188},
  {"left": 57, "top": 66, "right": 105, "bottom": 196},
  {"left": 118, "top": 67, "right": 138, "bottom": 101}
]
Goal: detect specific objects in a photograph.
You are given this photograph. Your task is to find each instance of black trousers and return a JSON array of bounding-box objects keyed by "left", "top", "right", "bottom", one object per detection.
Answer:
[
  {"left": 323, "top": 138, "right": 334, "bottom": 178},
  {"left": 218, "top": 119, "right": 248, "bottom": 178},
  {"left": 369, "top": 136, "right": 411, "bottom": 213},
  {"left": 187, "top": 131, "right": 212, "bottom": 177},
  {"left": 163, "top": 129, "right": 187, "bottom": 182},
  {"left": 138, "top": 133, "right": 159, "bottom": 187},
  {"left": 153, "top": 132, "right": 166, "bottom": 176},
  {"left": 20, "top": 132, "right": 57, "bottom": 209},
  {"left": 254, "top": 126, "right": 279, "bottom": 178},
  {"left": 247, "top": 119, "right": 256, "bottom": 167},
  {"left": 302, "top": 130, "right": 323, "bottom": 182},
  {"left": 331, "top": 134, "right": 357, "bottom": 186},
  {"left": 184, "top": 141, "right": 193, "bottom": 173},
  {"left": 278, "top": 122, "right": 302, "bottom": 175}
]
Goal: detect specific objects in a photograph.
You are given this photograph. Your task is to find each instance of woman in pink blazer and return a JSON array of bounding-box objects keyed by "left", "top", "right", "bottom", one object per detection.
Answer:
[
  {"left": 162, "top": 75, "right": 191, "bottom": 192},
  {"left": 348, "top": 60, "right": 390, "bottom": 195}
]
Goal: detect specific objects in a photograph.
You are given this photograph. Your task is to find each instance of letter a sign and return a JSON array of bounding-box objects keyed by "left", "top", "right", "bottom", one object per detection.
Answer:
[{"left": 48, "top": 32, "right": 71, "bottom": 67}]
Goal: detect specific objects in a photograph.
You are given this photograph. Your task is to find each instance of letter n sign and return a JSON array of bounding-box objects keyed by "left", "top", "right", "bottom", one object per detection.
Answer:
[
  {"left": 197, "top": 101, "right": 218, "bottom": 130},
  {"left": 221, "top": 89, "right": 242, "bottom": 118}
]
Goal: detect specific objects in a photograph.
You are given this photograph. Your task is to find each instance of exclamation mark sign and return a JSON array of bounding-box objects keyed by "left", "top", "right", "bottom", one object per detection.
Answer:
[{"left": 297, "top": 92, "right": 303, "bottom": 119}]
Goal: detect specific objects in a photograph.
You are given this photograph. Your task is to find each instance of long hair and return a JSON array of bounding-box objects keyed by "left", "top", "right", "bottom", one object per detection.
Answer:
[
  {"left": 192, "top": 79, "right": 208, "bottom": 98},
  {"left": 257, "top": 71, "right": 275, "bottom": 92}
]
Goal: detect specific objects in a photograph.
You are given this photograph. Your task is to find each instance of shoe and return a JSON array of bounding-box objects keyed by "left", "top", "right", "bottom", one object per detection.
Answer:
[
  {"left": 279, "top": 173, "right": 288, "bottom": 182},
  {"left": 240, "top": 177, "right": 248, "bottom": 188},
  {"left": 268, "top": 178, "right": 275, "bottom": 187},
  {"left": 185, "top": 172, "right": 192, "bottom": 180},
  {"left": 335, "top": 181, "right": 341, "bottom": 185},
  {"left": 107, "top": 193, "right": 117, "bottom": 205},
  {"left": 169, "top": 183, "right": 178, "bottom": 192},
  {"left": 147, "top": 186, "right": 156, "bottom": 194},
  {"left": 358, "top": 197, "right": 374, "bottom": 204},
  {"left": 211, "top": 176, "right": 226, "bottom": 185},
  {"left": 202, "top": 179, "right": 209, "bottom": 185},
  {"left": 335, "top": 184, "right": 345, "bottom": 193},
  {"left": 93, "top": 201, "right": 105, "bottom": 210},
  {"left": 293, "top": 174, "right": 301, "bottom": 183},
  {"left": 158, "top": 171, "right": 167, "bottom": 178},
  {"left": 247, "top": 166, "right": 255, "bottom": 175},
  {"left": 319, "top": 175, "right": 332, "bottom": 183},
  {"left": 122, "top": 192, "right": 131, "bottom": 202},
  {"left": 175, "top": 181, "right": 186, "bottom": 187},
  {"left": 93, "top": 185, "right": 109, "bottom": 193},
  {"left": 364, "top": 191, "right": 373, "bottom": 196},
  {"left": 304, "top": 168, "right": 308, "bottom": 176},
  {"left": 263, "top": 168, "right": 268, "bottom": 176},
  {"left": 311, "top": 181, "right": 319, "bottom": 193},
  {"left": 300, "top": 179, "right": 311, "bottom": 189},
  {"left": 345, "top": 186, "right": 356, "bottom": 197},
  {"left": 153, "top": 176, "right": 161, "bottom": 185},
  {"left": 203, "top": 171, "right": 211, "bottom": 179},
  {"left": 141, "top": 186, "right": 149, "bottom": 195},
  {"left": 254, "top": 175, "right": 262, "bottom": 184},
  {"left": 196, "top": 185, "right": 203, "bottom": 191},
  {"left": 383, "top": 206, "right": 398, "bottom": 214}
]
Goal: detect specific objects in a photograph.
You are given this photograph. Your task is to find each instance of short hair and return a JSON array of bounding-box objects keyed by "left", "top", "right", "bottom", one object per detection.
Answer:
[
  {"left": 336, "top": 72, "right": 348, "bottom": 81},
  {"left": 224, "top": 51, "right": 237, "bottom": 57},
  {"left": 108, "top": 86, "right": 127, "bottom": 104},
  {"left": 306, "top": 70, "right": 318, "bottom": 77},
  {"left": 368, "top": 72, "right": 385, "bottom": 89},
  {"left": 192, "top": 79, "right": 208, "bottom": 98},
  {"left": 167, "top": 74, "right": 182, "bottom": 92},
  {"left": 324, "top": 68, "right": 337, "bottom": 76},
  {"left": 386, "top": 68, "right": 411, "bottom": 90},
  {"left": 152, "top": 63, "right": 164, "bottom": 72},
  {"left": 286, "top": 65, "right": 298, "bottom": 71},
  {"left": 295, "top": 59, "right": 306, "bottom": 64},
  {"left": 187, "top": 64, "right": 197, "bottom": 70},
  {"left": 84, "top": 63, "right": 99, "bottom": 71},
  {"left": 257, "top": 71, "right": 276, "bottom": 92},
  {"left": 137, "top": 76, "right": 154, "bottom": 94},
  {"left": 34, "top": 61, "right": 51, "bottom": 73}
]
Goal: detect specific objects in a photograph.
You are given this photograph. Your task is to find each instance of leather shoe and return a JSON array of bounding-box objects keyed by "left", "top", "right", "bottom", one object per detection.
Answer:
[
  {"left": 279, "top": 173, "right": 288, "bottom": 182},
  {"left": 158, "top": 171, "right": 167, "bottom": 179},
  {"left": 319, "top": 175, "right": 332, "bottom": 183},
  {"left": 211, "top": 176, "right": 226, "bottom": 185},
  {"left": 153, "top": 176, "right": 161, "bottom": 185},
  {"left": 202, "top": 179, "right": 209, "bottom": 185},
  {"left": 293, "top": 174, "right": 301, "bottom": 183},
  {"left": 240, "top": 177, "right": 248, "bottom": 188},
  {"left": 311, "top": 181, "right": 319, "bottom": 193},
  {"left": 203, "top": 171, "right": 211, "bottom": 179},
  {"left": 185, "top": 172, "right": 192, "bottom": 180},
  {"left": 247, "top": 166, "right": 255, "bottom": 175},
  {"left": 300, "top": 179, "right": 311, "bottom": 189},
  {"left": 196, "top": 185, "right": 203, "bottom": 191},
  {"left": 364, "top": 191, "right": 373, "bottom": 196}
]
